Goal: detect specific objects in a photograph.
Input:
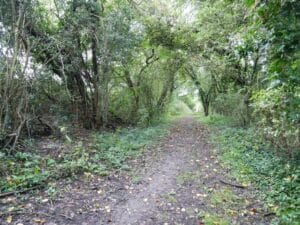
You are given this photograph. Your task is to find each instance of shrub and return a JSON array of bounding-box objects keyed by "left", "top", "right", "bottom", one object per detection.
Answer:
[
  {"left": 211, "top": 93, "right": 250, "bottom": 126},
  {"left": 252, "top": 87, "right": 300, "bottom": 158}
]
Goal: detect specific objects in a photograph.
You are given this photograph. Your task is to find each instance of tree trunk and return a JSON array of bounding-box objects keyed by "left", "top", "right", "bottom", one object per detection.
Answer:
[
  {"left": 199, "top": 94, "right": 210, "bottom": 117},
  {"left": 203, "top": 103, "right": 209, "bottom": 116},
  {"left": 99, "top": 65, "right": 110, "bottom": 128}
]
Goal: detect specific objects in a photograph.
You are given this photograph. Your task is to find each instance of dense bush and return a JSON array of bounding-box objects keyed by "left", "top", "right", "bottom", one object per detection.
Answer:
[
  {"left": 246, "top": 0, "right": 300, "bottom": 157},
  {"left": 252, "top": 88, "right": 300, "bottom": 157},
  {"left": 211, "top": 93, "right": 249, "bottom": 126}
]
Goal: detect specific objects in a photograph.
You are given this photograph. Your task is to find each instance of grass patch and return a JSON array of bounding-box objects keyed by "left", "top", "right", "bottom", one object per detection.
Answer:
[
  {"left": 92, "top": 124, "right": 168, "bottom": 169},
  {"left": 198, "top": 114, "right": 300, "bottom": 225},
  {"left": 176, "top": 171, "right": 199, "bottom": 185},
  {"left": 210, "top": 187, "right": 240, "bottom": 207},
  {"left": 0, "top": 124, "right": 169, "bottom": 194},
  {"left": 198, "top": 212, "right": 230, "bottom": 225},
  {"left": 132, "top": 175, "right": 142, "bottom": 184},
  {"left": 209, "top": 187, "right": 245, "bottom": 218},
  {"left": 196, "top": 114, "right": 238, "bottom": 127},
  {"left": 163, "top": 193, "right": 178, "bottom": 203}
]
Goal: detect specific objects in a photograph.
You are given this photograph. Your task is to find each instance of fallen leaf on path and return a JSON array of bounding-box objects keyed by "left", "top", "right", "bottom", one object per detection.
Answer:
[
  {"left": 8, "top": 206, "right": 15, "bottom": 212},
  {"left": 105, "top": 206, "right": 111, "bottom": 213},
  {"left": 6, "top": 215, "right": 12, "bottom": 223},
  {"left": 41, "top": 198, "right": 49, "bottom": 203},
  {"left": 249, "top": 208, "right": 257, "bottom": 215},
  {"left": 33, "top": 217, "right": 46, "bottom": 224},
  {"left": 2, "top": 197, "right": 16, "bottom": 204},
  {"left": 196, "top": 193, "right": 207, "bottom": 198}
]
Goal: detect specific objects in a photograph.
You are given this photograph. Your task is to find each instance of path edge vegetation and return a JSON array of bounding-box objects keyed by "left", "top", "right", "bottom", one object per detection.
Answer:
[
  {"left": 0, "top": 120, "right": 172, "bottom": 196},
  {"left": 198, "top": 114, "right": 300, "bottom": 225},
  {"left": 0, "top": 0, "right": 299, "bottom": 224}
]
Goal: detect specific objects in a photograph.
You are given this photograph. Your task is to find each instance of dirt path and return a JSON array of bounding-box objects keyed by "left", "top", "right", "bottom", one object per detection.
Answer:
[
  {"left": 111, "top": 117, "right": 202, "bottom": 224},
  {"left": 0, "top": 117, "right": 272, "bottom": 225},
  {"left": 108, "top": 117, "right": 271, "bottom": 225}
]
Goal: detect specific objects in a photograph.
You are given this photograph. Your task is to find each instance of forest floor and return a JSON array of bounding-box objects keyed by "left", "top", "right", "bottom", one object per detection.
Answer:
[{"left": 0, "top": 117, "right": 273, "bottom": 225}]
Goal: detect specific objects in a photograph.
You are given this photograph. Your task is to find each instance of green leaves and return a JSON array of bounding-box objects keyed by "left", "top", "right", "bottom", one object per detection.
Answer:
[
  {"left": 92, "top": 124, "right": 168, "bottom": 169},
  {"left": 244, "top": 0, "right": 255, "bottom": 8},
  {"left": 0, "top": 152, "right": 49, "bottom": 192},
  {"left": 207, "top": 121, "right": 300, "bottom": 225}
]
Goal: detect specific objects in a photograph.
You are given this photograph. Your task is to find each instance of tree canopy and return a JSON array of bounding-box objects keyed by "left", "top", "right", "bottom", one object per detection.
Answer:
[
  {"left": 0, "top": 0, "right": 299, "bottom": 153},
  {"left": 0, "top": 1, "right": 299, "bottom": 224}
]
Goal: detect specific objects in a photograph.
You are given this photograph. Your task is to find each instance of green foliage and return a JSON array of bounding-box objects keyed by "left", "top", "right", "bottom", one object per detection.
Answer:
[
  {"left": 167, "top": 97, "right": 193, "bottom": 117},
  {"left": 0, "top": 152, "right": 50, "bottom": 192},
  {"left": 198, "top": 212, "right": 229, "bottom": 225},
  {"left": 244, "top": 0, "right": 300, "bottom": 156},
  {"left": 176, "top": 172, "right": 199, "bottom": 185},
  {"left": 210, "top": 188, "right": 239, "bottom": 207},
  {"left": 0, "top": 124, "right": 168, "bottom": 193},
  {"left": 179, "top": 95, "right": 196, "bottom": 111},
  {"left": 92, "top": 124, "right": 168, "bottom": 169},
  {"left": 190, "top": 0, "right": 300, "bottom": 155},
  {"left": 197, "top": 114, "right": 237, "bottom": 127},
  {"left": 203, "top": 115, "right": 300, "bottom": 225},
  {"left": 0, "top": 145, "right": 105, "bottom": 193},
  {"left": 0, "top": 3, "right": 299, "bottom": 222},
  {"left": 211, "top": 93, "right": 250, "bottom": 126},
  {"left": 252, "top": 88, "right": 300, "bottom": 157}
]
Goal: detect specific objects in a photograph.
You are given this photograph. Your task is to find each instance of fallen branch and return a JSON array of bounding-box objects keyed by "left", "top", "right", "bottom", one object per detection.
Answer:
[
  {"left": 0, "top": 210, "right": 73, "bottom": 221},
  {"left": 34, "top": 211, "right": 73, "bottom": 220},
  {"left": 37, "top": 203, "right": 74, "bottom": 220},
  {"left": 219, "top": 179, "right": 247, "bottom": 189},
  {"left": 264, "top": 212, "right": 276, "bottom": 217},
  {"left": 0, "top": 209, "right": 25, "bottom": 216},
  {"left": 58, "top": 213, "right": 74, "bottom": 220},
  {"left": 0, "top": 185, "right": 42, "bottom": 198}
]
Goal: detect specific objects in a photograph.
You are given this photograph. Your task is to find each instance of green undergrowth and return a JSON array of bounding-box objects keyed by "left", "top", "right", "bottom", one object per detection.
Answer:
[
  {"left": 198, "top": 211, "right": 230, "bottom": 225},
  {"left": 196, "top": 113, "right": 238, "bottom": 127},
  {"left": 0, "top": 123, "right": 169, "bottom": 194},
  {"left": 176, "top": 171, "right": 200, "bottom": 186},
  {"left": 198, "top": 114, "right": 300, "bottom": 225},
  {"left": 92, "top": 124, "right": 168, "bottom": 169}
]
